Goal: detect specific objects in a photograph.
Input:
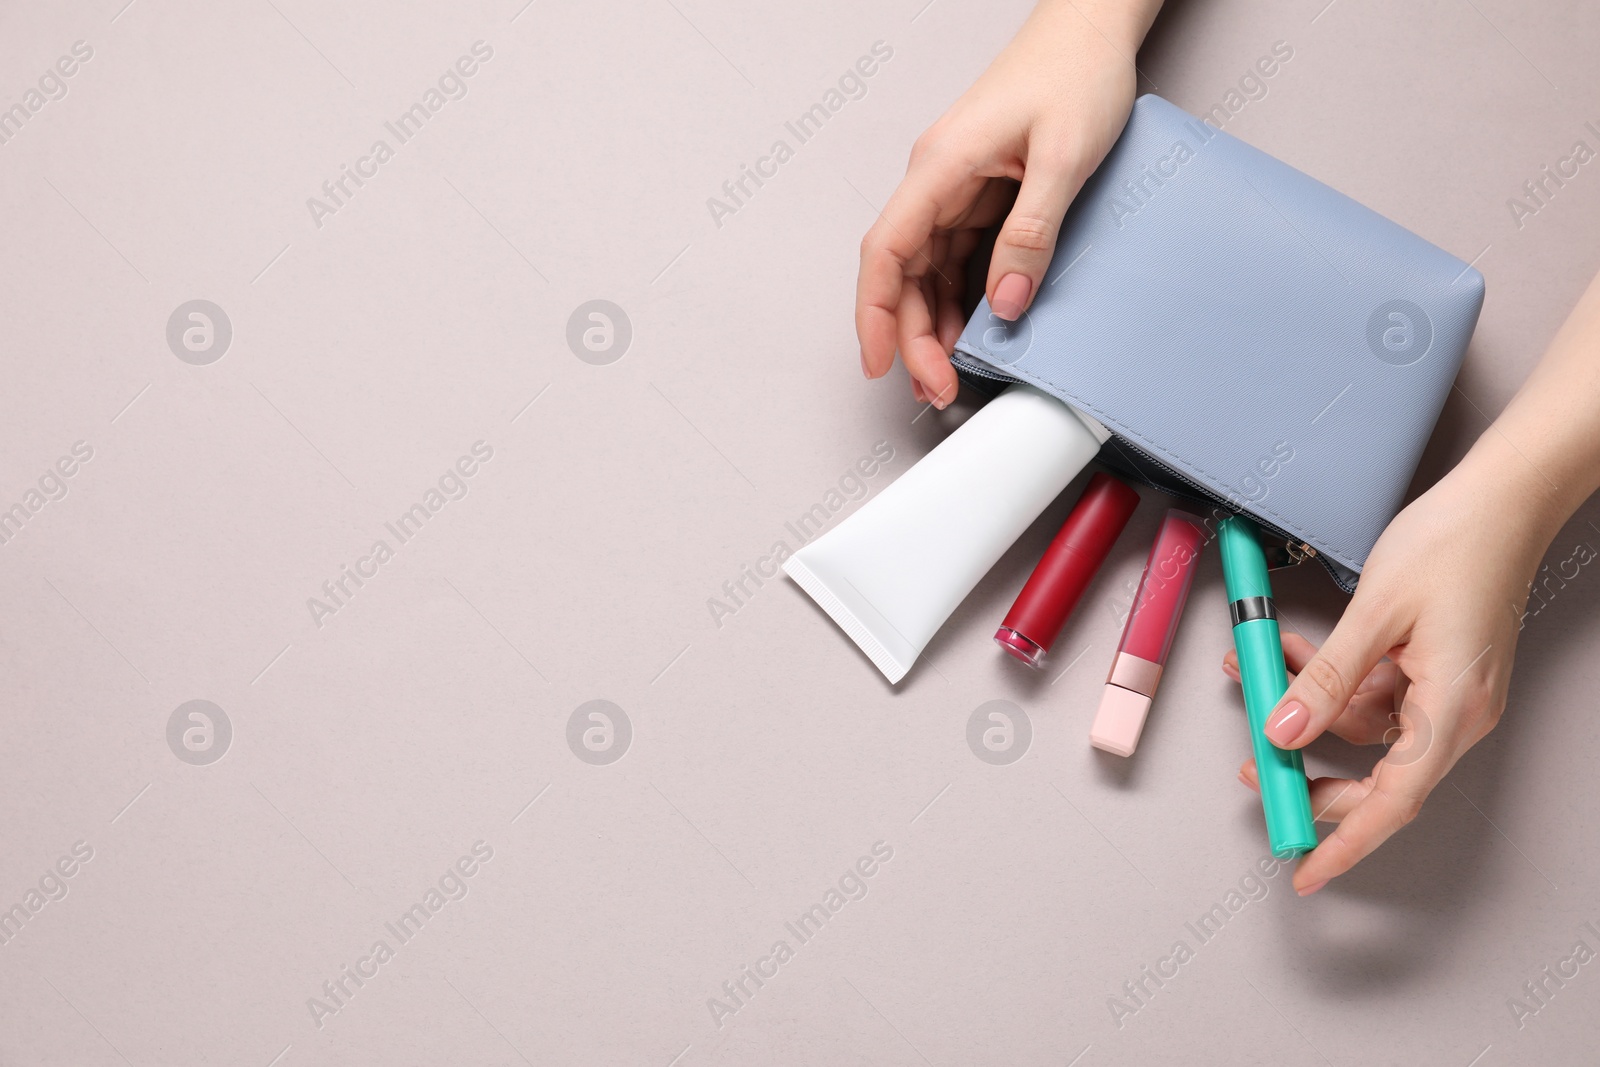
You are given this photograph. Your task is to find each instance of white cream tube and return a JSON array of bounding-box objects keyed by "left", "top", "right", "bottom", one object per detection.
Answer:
[{"left": 784, "top": 384, "right": 1111, "bottom": 683}]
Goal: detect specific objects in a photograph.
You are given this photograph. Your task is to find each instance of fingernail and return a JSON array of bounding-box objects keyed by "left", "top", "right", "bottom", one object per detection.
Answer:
[
  {"left": 929, "top": 385, "right": 949, "bottom": 410},
  {"left": 1264, "top": 700, "right": 1307, "bottom": 747},
  {"left": 1222, "top": 661, "right": 1240, "bottom": 681},
  {"left": 861, "top": 351, "right": 871, "bottom": 379},
  {"left": 1297, "top": 878, "right": 1329, "bottom": 897},
  {"left": 991, "top": 273, "right": 1032, "bottom": 321}
]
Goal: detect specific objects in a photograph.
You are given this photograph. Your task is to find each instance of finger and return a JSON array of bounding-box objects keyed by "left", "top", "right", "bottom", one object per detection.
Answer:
[
  {"left": 986, "top": 143, "right": 1085, "bottom": 321},
  {"left": 1224, "top": 632, "right": 1321, "bottom": 680},
  {"left": 936, "top": 277, "right": 967, "bottom": 353},
  {"left": 1286, "top": 631, "right": 1405, "bottom": 701},
  {"left": 1263, "top": 597, "right": 1407, "bottom": 750},
  {"left": 857, "top": 163, "right": 979, "bottom": 379},
  {"left": 1223, "top": 631, "right": 1327, "bottom": 675},
  {"left": 1278, "top": 631, "right": 1320, "bottom": 672},
  {"left": 1291, "top": 756, "right": 1441, "bottom": 893},
  {"left": 1235, "top": 763, "right": 1365, "bottom": 822},
  {"left": 935, "top": 228, "right": 981, "bottom": 353},
  {"left": 1287, "top": 659, "right": 1410, "bottom": 748},
  {"left": 1390, "top": 668, "right": 1412, "bottom": 722},
  {"left": 897, "top": 278, "right": 958, "bottom": 408},
  {"left": 966, "top": 176, "right": 1024, "bottom": 229},
  {"left": 1339, "top": 659, "right": 1416, "bottom": 741},
  {"left": 1222, "top": 639, "right": 1402, "bottom": 745},
  {"left": 924, "top": 229, "right": 959, "bottom": 354},
  {"left": 1237, "top": 757, "right": 1432, "bottom": 895},
  {"left": 1306, "top": 776, "right": 1369, "bottom": 822}
]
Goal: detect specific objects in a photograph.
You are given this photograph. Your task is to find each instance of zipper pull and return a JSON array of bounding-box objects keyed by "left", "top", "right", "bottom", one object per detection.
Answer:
[{"left": 1263, "top": 537, "right": 1317, "bottom": 571}]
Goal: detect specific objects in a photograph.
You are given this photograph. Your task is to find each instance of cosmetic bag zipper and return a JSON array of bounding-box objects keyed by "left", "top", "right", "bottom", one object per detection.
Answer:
[
  {"left": 1096, "top": 435, "right": 1355, "bottom": 591},
  {"left": 951, "top": 359, "right": 1358, "bottom": 592}
]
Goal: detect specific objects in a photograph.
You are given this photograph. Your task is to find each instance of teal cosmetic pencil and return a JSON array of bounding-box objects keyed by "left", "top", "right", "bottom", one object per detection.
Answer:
[{"left": 1217, "top": 516, "right": 1317, "bottom": 858}]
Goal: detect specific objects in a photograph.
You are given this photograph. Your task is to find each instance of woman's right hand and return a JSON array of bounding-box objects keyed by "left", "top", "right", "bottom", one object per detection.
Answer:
[{"left": 856, "top": 0, "right": 1164, "bottom": 408}]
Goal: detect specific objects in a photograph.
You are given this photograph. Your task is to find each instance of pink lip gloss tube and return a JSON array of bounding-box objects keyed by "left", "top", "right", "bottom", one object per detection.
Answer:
[{"left": 1090, "top": 509, "right": 1207, "bottom": 757}]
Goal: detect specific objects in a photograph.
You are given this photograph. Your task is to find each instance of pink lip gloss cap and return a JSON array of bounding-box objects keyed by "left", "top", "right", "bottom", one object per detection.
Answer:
[
  {"left": 1090, "top": 653, "right": 1164, "bottom": 757},
  {"left": 1090, "top": 685, "right": 1153, "bottom": 757}
]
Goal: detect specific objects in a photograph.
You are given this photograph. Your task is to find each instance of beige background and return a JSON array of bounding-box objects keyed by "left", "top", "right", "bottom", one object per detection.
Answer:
[{"left": 2, "top": 0, "right": 1599, "bottom": 1063}]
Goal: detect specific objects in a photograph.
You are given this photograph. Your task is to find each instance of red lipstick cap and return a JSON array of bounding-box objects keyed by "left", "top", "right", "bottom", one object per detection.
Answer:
[{"left": 995, "top": 472, "right": 1139, "bottom": 666}]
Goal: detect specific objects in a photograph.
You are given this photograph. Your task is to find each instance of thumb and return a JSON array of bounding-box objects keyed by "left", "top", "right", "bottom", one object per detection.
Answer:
[
  {"left": 986, "top": 153, "right": 1082, "bottom": 321},
  {"left": 1263, "top": 597, "right": 1405, "bottom": 750}
]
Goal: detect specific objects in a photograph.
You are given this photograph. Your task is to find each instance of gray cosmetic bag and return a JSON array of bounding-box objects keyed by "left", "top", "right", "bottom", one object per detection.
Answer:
[{"left": 952, "top": 95, "right": 1485, "bottom": 591}]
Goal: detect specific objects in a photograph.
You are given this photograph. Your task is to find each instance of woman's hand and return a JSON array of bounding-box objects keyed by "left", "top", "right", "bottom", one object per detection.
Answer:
[
  {"left": 1226, "top": 443, "right": 1554, "bottom": 895},
  {"left": 856, "top": 0, "right": 1163, "bottom": 408}
]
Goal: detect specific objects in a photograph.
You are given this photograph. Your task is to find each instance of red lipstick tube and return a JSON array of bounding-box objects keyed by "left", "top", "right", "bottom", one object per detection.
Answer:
[
  {"left": 995, "top": 472, "right": 1139, "bottom": 667},
  {"left": 1090, "top": 509, "right": 1207, "bottom": 756}
]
